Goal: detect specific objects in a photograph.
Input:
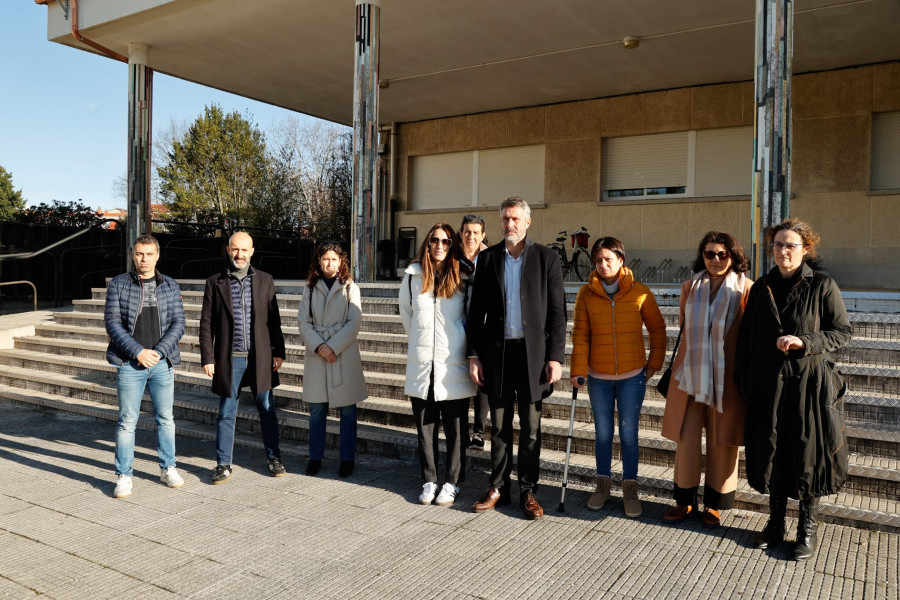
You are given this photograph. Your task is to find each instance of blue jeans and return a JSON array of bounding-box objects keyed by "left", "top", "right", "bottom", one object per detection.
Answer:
[
  {"left": 308, "top": 403, "right": 358, "bottom": 461},
  {"left": 588, "top": 370, "right": 646, "bottom": 480},
  {"left": 115, "top": 360, "right": 176, "bottom": 476},
  {"left": 216, "top": 355, "right": 281, "bottom": 466}
]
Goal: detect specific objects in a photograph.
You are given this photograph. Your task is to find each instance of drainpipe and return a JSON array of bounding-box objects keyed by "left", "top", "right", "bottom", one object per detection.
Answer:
[
  {"left": 389, "top": 122, "right": 398, "bottom": 203},
  {"left": 388, "top": 122, "right": 399, "bottom": 270},
  {"left": 35, "top": 0, "right": 128, "bottom": 63}
]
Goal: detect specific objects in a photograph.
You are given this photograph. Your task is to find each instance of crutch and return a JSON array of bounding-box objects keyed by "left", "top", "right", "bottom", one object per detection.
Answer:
[{"left": 558, "top": 376, "right": 585, "bottom": 513}]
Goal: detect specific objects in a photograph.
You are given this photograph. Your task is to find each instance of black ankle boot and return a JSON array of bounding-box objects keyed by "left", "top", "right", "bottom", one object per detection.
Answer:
[
  {"left": 753, "top": 494, "right": 787, "bottom": 549},
  {"left": 339, "top": 460, "right": 354, "bottom": 478},
  {"left": 306, "top": 459, "right": 321, "bottom": 476},
  {"left": 793, "top": 498, "right": 819, "bottom": 561}
]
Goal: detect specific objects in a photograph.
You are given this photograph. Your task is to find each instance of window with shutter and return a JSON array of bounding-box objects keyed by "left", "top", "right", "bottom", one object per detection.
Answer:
[
  {"left": 409, "top": 145, "right": 545, "bottom": 209},
  {"left": 871, "top": 112, "right": 900, "bottom": 191}
]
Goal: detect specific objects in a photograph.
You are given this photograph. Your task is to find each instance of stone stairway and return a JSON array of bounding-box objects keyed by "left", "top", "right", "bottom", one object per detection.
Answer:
[{"left": 1, "top": 280, "right": 898, "bottom": 532}]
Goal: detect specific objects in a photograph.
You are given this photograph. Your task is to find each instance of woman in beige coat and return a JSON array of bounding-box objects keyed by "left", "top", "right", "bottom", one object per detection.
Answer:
[
  {"left": 661, "top": 231, "right": 752, "bottom": 527},
  {"left": 298, "top": 243, "right": 368, "bottom": 478}
]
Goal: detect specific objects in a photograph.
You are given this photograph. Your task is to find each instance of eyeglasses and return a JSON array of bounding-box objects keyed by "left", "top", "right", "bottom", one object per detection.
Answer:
[
  {"left": 771, "top": 242, "right": 803, "bottom": 253},
  {"left": 429, "top": 237, "right": 452, "bottom": 248},
  {"left": 702, "top": 250, "right": 729, "bottom": 261}
]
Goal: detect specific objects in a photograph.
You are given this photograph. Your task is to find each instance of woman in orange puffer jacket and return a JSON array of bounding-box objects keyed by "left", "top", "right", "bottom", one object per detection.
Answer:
[{"left": 570, "top": 237, "right": 667, "bottom": 517}]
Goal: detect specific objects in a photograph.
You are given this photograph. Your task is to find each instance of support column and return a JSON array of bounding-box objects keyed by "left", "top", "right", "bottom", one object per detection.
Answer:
[
  {"left": 351, "top": 0, "right": 380, "bottom": 282},
  {"left": 127, "top": 42, "right": 153, "bottom": 271},
  {"left": 750, "top": 0, "right": 793, "bottom": 278}
]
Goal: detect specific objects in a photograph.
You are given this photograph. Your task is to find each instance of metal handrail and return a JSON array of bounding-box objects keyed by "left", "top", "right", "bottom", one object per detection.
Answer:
[
  {"left": 0, "top": 218, "right": 120, "bottom": 262},
  {"left": 0, "top": 218, "right": 121, "bottom": 306},
  {"left": 0, "top": 281, "right": 38, "bottom": 311}
]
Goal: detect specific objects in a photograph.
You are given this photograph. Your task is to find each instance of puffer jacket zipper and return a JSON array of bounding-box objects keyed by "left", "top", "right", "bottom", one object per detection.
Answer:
[
  {"left": 610, "top": 296, "right": 618, "bottom": 373},
  {"left": 431, "top": 282, "right": 438, "bottom": 390},
  {"left": 240, "top": 278, "right": 250, "bottom": 352},
  {"left": 131, "top": 276, "right": 144, "bottom": 336},
  {"left": 156, "top": 277, "right": 165, "bottom": 345}
]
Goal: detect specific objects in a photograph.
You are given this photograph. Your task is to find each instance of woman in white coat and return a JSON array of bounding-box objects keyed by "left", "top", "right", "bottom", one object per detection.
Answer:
[
  {"left": 400, "top": 222, "right": 476, "bottom": 506},
  {"left": 298, "top": 243, "right": 368, "bottom": 478}
]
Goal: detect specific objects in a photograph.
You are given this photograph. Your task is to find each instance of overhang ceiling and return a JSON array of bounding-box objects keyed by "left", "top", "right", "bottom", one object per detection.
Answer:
[{"left": 44, "top": 0, "right": 900, "bottom": 126}]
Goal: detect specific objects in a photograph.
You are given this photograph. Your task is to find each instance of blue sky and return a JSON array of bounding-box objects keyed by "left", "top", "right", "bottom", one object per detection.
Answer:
[{"left": 0, "top": 3, "right": 318, "bottom": 209}]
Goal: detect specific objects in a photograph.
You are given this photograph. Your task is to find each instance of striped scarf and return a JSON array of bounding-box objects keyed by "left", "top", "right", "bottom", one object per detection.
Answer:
[{"left": 676, "top": 270, "right": 745, "bottom": 412}]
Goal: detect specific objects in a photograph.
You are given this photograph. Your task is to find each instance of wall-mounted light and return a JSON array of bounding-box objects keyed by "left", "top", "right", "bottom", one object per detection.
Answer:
[{"left": 623, "top": 36, "right": 640, "bottom": 50}]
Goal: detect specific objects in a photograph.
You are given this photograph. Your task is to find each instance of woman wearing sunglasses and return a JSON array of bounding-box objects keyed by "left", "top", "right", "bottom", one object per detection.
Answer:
[
  {"left": 737, "top": 219, "right": 850, "bottom": 560},
  {"left": 399, "top": 222, "right": 476, "bottom": 507},
  {"left": 661, "top": 232, "right": 752, "bottom": 528},
  {"left": 570, "top": 236, "right": 666, "bottom": 517}
]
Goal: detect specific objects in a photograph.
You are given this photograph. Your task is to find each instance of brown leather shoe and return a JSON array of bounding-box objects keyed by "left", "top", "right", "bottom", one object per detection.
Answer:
[
  {"left": 521, "top": 492, "right": 544, "bottom": 520},
  {"left": 702, "top": 507, "right": 721, "bottom": 528},
  {"left": 663, "top": 504, "right": 694, "bottom": 523},
  {"left": 473, "top": 487, "right": 510, "bottom": 513}
]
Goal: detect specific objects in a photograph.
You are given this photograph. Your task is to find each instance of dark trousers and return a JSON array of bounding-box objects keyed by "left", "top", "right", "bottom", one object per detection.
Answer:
[
  {"left": 488, "top": 340, "right": 542, "bottom": 496},
  {"left": 465, "top": 391, "right": 490, "bottom": 437},
  {"left": 410, "top": 390, "right": 468, "bottom": 485}
]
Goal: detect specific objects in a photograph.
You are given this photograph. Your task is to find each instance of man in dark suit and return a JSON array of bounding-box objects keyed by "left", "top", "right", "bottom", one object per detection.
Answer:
[
  {"left": 467, "top": 196, "right": 567, "bottom": 519},
  {"left": 199, "top": 231, "right": 287, "bottom": 484}
]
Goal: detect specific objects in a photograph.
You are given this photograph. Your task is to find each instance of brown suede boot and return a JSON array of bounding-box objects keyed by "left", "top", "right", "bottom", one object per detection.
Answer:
[
  {"left": 587, "top": 476, "right": 611, "bottom": 511},
  {"left": 622, "top": 479, "right": 642, "bottom": 518}
]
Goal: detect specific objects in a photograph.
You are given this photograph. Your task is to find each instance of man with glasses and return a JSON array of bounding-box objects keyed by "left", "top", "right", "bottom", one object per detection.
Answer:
[
  {"left": 199, "top": 231, "right": 287, "bottom": 484},
  {"left": 467, "top": 197, "right": 567, "bottom": 519}
]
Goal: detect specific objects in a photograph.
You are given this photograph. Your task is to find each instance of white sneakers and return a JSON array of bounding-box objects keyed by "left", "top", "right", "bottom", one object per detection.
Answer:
[
  {"left": 419, "top": 482, "right": 439, "bottom": 504},
  {"left": 115, "top": 468, "right": 185, "bottom": 498},
  {"left": 434, "top": 483, "right": 459, "bottom": 506},
  {"left": 114, "top": 474, "right": 132, "bottom": 498},
  {"left": 160, "top": 466, "right": 185, "bottom": 488},
  {"left": 419, "top": 482, "right": 459, "bottom": 506}
]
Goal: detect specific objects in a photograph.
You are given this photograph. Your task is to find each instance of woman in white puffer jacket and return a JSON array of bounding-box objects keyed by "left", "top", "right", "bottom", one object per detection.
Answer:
[{"left": 399, "top": 222, "right": 476, "bottom": 507}]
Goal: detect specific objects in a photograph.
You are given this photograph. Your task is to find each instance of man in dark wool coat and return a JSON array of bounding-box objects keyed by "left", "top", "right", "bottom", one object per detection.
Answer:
[
  {"left": 199, "top": 231, "right": 287, "bottom": 484},
  {"left": 467, "top": 196, "right": 567, "bottom": 520}
]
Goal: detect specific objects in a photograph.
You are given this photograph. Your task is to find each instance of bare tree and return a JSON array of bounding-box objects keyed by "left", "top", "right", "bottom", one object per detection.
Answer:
[{"left": 261, "top": 117, "right": 351, "bottom": 240}]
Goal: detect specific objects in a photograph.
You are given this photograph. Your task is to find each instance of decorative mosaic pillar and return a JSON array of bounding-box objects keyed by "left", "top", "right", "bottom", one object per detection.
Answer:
[
  {"left": 352, "top": 0, "right": 380, "bottom": 282},
  {"left": 751, "top": 0, "right": 793, "bottom": 278},
  {"left": 127, "top": 42, "right": 153, "bottom": 270}
]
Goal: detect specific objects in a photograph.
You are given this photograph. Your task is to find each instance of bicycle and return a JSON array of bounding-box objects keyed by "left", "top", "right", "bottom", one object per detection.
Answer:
[{"left": 549, "top": 226, "right": 592, "bottom": 281}]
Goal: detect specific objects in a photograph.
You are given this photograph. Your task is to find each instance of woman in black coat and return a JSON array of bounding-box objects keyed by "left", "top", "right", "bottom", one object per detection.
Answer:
[{"left": 736, "top": 218, "right": 851, "bottom": 561}]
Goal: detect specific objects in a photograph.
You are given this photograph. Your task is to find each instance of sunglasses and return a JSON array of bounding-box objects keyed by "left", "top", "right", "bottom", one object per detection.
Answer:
[
  {"left": 429, "top": 236, "right": 452, "bottom": 248},
  {"left": 703, "top": 250, "right": 729, "bottom": 261}
]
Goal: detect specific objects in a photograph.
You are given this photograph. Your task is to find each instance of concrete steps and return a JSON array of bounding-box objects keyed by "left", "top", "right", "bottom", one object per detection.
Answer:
[
  {"left": 2, "top": 377, "right": 897, "bottom": 532},
  {"left": 1, "top": 279, "right": 898, "bottom": 533},
  {"left": 28, "top": 319, "right": 900, "bottom": 425}
]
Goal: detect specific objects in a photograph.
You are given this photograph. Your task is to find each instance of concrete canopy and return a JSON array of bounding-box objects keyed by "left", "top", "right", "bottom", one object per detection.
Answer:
[{"left": 44, "top": 0, "right": 900, "bottom": 125}]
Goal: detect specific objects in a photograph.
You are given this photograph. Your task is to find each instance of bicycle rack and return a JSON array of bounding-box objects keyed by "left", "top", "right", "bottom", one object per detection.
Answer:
[{"left": 657, "top": 258, "right": 673, "bottom": 283}]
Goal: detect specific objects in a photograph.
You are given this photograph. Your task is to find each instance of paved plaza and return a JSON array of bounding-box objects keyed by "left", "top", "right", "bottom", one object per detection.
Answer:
[{"left": 0, "top": 400, "right": 897, "bottom": 600}]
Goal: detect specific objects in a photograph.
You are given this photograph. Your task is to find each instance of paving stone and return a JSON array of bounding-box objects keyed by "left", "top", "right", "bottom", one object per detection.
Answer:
[{"left": 1, "top": 400, "right": 899, "bottom": 599}]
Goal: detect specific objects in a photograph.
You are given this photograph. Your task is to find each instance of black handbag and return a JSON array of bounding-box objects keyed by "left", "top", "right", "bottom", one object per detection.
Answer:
[{"left": 656, "top": 321, "right": 683, "bottom": 397}]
